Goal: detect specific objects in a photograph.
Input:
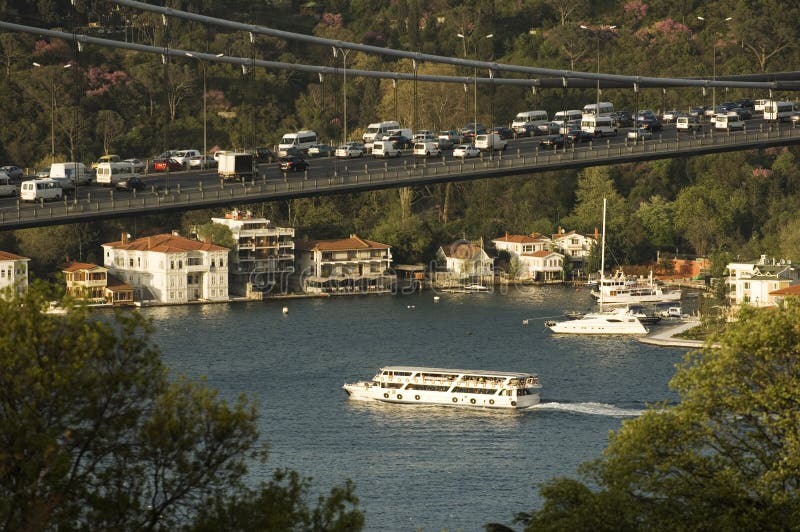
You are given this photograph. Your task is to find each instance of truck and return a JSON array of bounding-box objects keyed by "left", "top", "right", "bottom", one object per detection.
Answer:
[
  {"left": 218, "top": 152, "right": 255, "bottom": 180},
  {"left": 474, "top": 133, "right": 508, "bottom": 151},
  {"left": 50, "top": 162, "right": 91, "bottom": 185}
]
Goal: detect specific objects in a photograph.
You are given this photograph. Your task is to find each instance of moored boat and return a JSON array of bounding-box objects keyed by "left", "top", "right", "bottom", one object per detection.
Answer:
[
  {"left": 343, "top": 366, "right": 541, "bottom": 409},
  {"left": 545, "top": 306, "right": 648, "bottom": 334}
]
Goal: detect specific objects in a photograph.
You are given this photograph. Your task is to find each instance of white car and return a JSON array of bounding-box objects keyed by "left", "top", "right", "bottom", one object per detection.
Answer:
[
  {"left": 627, "top": 128, "right": 652, "bottom": 141},
  {"left": 123, "top": 158, "right": 146, "bottom": 173},
  {"left": 334, "top": 143, "right": 364, "bottom": 158},
  {"left": 188, "top": 155, "right": 218, "bottom": 168},
  {"left": 453, "top": 144, "right": 480, "bottom": 159}
]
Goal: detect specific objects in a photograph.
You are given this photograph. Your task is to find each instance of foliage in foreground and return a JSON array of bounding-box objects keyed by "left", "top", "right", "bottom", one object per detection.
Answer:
[
  {"left": 516, "top": 299, "right": 800, "bottom": 531},
  {"left": 0, "top": 283, "right": 363, "bottom": 530}
]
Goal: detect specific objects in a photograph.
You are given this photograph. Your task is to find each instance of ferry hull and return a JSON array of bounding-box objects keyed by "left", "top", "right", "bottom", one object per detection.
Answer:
[{"left": 343, "top": 383, "right": 539, "bottom": 409}]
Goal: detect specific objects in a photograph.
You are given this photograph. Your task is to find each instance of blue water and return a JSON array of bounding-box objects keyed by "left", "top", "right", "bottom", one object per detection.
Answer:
[{"left": 145, "top": 285, "right": 686, "bottom": 531}]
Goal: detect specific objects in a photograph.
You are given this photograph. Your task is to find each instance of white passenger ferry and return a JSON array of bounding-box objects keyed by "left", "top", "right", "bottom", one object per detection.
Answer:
[{"left": 343, "top": 366, "right": 541, "bottom": 409}]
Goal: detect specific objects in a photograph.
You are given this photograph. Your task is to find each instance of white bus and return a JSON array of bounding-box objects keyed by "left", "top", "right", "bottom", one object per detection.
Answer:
[
  {"left": 763, "top": 101, "right": 796, "bottom": 121},
  {"left": 582, "top": 101, "right": 614, "bottom": 116},
  {"left": 362, "top": 121, "right": 400, "bottom": 143},
  {"left": 553, "top": 109, "right": 583, "bottom": 125},
  {"left": 511, "top": 110, "right": 549, "bottom": 134},
  {"left": 580, "top": 115, "right": 617, "bottom": 137},
  {"left": 20, "top": 179, "right": 62, "bottom": 202},
  {"left": 278, "top": 130, "right": 318, "bottom": 156}
]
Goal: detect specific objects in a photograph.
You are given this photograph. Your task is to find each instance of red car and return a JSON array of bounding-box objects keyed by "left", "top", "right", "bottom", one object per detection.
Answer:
[{"left": 153, "top": 158, "right": 182, "bottom": 172}]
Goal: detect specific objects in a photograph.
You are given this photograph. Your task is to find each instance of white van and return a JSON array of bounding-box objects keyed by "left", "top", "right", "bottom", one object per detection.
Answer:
[
  {"left": 20, "top": 179, "right": 62, "bottom": 202},
  {"left": 96, "top": 161, "right": 137, "bottom": 186},
  {"left": 553, "top": 109, "right": 583, "bottom": 125},
  {"left": 50, "top": 162, "right": 90, "bottom": 185},
  {"left": 413, "top": 141, "right": 441, "bottom": 157},
  {"left": 763, "top": 101, "right": 796, "bottom": 121},
  {"left": 676, "top": 116, "right": 702, "bottom": 132},
  {"left": 363, "top": 121, "right": 400, "bottom": 143},
  {"left": 580, "top": 115, "right": 617, "bottom": 137},
  {"left": 511, "top": 110, "right": 548, "bottom": 135},
  {"left": 582, "top": 101, "right": 615, "bottom": 116},
  {"left": 714, "top": 113, "right": 745, "bottom": 131},
  {"left": 754, "top": 99, "right": 770, "bottom": 112},
  {"left": 0, "top": 174, "right": 16, "bottom": 197},
  {"left": 475, "top": 133, "right": 508, "bottom": 151},
  {"left": 372, "top": 140, "right": 400, "bottom": 158},
  {"left": 278, "top": 130, "right": 318, "bottom": 156},
  {"left": 171, "top": 149, "right": 201, "bottom": 165}
]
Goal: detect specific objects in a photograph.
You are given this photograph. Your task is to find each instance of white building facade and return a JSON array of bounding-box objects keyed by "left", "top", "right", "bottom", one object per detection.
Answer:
[
  {"left": 492, "top": 233, "right": 563, "bottom": 281},
  {"left": 0, "top": 251, "right": 29, "bottom": 297},
  {"left": 434, "top": 240, "right": 494, "bottom": 285},
  {"left": 552, "top": 229, "right": 597, "bottom": 271},
  {"left": 211, "top": 210, "right": 295, "bottom": 298},
  {"left": 725, "top": 255, "right": 799, "bottom": 307},
  {"left": 102, "top": 233, "right": 229, "bottom": 304}
]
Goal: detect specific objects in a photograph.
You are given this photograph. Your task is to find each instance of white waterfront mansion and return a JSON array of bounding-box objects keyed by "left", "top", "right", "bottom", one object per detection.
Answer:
[
  {"left": 211, "top": 209, "right": 295, "bottom": 298},
  {"left": 102, "top": 232, "right": 230, "bottom": 303},
  {"left": 492, "top": 233, "right": 563, "bottom": 282},
  {"left": 726, "top": 254, "right": 799, "bottom": 307},
  {"left": 0, "top": 250, "right": 29, "bottom": 297}
]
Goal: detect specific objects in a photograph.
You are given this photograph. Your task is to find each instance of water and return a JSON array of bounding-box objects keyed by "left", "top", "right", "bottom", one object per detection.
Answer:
[{"left": 144, "top": 286, "right": 686, "bottom": 531}]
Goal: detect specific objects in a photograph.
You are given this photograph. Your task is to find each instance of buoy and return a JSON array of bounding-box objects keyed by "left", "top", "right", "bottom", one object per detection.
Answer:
[
  {"left": 433, "top": 296, "right": 440, "bottom": 302},
  {"left": 522, "top": 319, "right": 529, "bottom": 325},
  {"left": 282, "top": 307, "right": 289, "bottom": 314}
]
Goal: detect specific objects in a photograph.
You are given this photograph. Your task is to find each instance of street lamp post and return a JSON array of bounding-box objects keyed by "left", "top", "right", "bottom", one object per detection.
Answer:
[
  {"left": 457, "top": 32, "right": 493, "bottom": 141},
  {"left": 580, "top": 24, "right": 616, "bottom": 112},
  {"left": 697, "top": 16, "right": 733, "bottom": 110},
  {"left": 33, "top": 62, "right": 72, "bottom": 164},
  {"left": 185, "top": 51, "right": 224, "bottom": 170},
  {"left": 332, "top": 46, "right": 350, "bottom": 145}
]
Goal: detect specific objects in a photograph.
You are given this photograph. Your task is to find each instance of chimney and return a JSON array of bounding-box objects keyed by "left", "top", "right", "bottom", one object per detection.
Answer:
[
  {"left": 147, "top": 237, "right": 152, "bottom": 249},
  {"left": 172, "top": 229, "right": 180, "bottom": 236},
  {"left": 121, "top": 232, "right": 128, "bottom": 244}
]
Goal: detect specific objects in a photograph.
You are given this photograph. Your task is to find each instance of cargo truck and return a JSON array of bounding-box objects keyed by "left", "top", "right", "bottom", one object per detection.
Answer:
[{"left": 218, "top": 152, "right": 255, "bottom": 180}]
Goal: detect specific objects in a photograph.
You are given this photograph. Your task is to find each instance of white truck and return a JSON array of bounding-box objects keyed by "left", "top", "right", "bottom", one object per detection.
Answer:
[
  {"left": 218, "top": 152, "right": 255, "bottom": 180},
  {"left": 50, "top": 162, "right": 91, "bottom": 185}
]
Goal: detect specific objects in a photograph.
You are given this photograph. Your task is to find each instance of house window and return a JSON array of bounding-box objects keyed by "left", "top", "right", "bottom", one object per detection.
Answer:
[
  {"left": 129, "top": 258, "right": 134, "bottom": 267},
  {"left": 170, "top": 260, "right": 175, "bottom": 270},
  {"left": 211, "top": 259, "right": 216, "bottom": 267},
  {"left": 220, "top": 258, "right": 224, "bottom": 267},
  {"left": 178, "top": 260, "right": 183, "bottom": 269},
  {"left": 137, "top": 257, "right": 141, "bottom": 267}
]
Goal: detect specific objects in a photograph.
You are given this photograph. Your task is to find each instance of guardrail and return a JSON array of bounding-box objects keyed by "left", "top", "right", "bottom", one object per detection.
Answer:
[{"left": 2, "top": 124, "right": 798, "bottom": 230}]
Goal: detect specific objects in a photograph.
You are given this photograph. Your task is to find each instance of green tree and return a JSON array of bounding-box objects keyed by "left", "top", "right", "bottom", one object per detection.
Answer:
[
  {"left": 517, "top": 300, "right": 800, "bottom": 531},
  {"left": 0, "top": 284, "right": 363, "bottom": 530},
  {"left": 196, "top": 221, "right": 236, "bottom": 248}
]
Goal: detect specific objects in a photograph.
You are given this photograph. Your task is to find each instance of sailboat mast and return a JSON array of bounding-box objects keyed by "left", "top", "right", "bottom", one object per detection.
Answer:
[{"left": 600, "top": 198, "right": 607, "bottom": 311}]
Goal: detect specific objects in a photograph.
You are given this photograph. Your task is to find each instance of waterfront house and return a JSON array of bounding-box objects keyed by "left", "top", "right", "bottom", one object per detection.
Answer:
[
  {"left": 434, "top": 239, "right": 494, "bottom": 287},
  {"left": 551, "top": 229, "right": 597, "bottom": 273},
  {"left": 102, "top": 232, "right": 230, "bottom": 304},
  {"left": 0, "top": 251, "right": 29, "bottom": 297},
  {"left": 63, "top": 261, "right": 134, "bottom": 305},
  {"left": 725, "top": 255, "right": 799, "bottom": 307},
  {"left": 295, "top": 234, "right": 395, "bottom": 294},
  {"left": 492, "top": 233, "right": 563, "bottom": 281},
  {"left": 211, "top": 209, "right": 295, "bottom": 298}
]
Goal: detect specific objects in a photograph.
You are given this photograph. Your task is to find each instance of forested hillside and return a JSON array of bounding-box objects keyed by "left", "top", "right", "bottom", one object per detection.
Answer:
[{"left": 1, "top": 0, "right": 798, "bottom": 276}]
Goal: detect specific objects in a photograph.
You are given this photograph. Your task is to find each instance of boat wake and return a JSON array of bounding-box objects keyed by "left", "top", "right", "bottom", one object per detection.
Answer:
[{"left": 529, "top": 401, "right": 644, "bottom": 417}]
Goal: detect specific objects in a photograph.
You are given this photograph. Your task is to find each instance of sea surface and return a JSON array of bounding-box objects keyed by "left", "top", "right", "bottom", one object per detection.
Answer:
[{"left": 144, "top": 285, "right": 689, "bottom": 532}]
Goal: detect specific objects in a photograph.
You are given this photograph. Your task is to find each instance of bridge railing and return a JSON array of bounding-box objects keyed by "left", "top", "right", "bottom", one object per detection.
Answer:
[{"left": 1, "top": 123, "right": 797, "bottom": 230}]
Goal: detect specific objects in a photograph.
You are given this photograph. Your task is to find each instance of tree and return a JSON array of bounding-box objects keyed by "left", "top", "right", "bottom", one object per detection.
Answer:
[
  {"left": 196, "top": 221, "right": 236, "bottom": 249},
  {"left": 95, "top": 109, "right": 125, "bottom": 155},
  {"left": 0, "top": 284, "right": 363, "bottom": 530},
  {"left": 517, "top": 300, "right": 800, "bottom": 531}
]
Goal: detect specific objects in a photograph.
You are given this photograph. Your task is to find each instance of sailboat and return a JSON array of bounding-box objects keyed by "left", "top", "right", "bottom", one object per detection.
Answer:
[{"left": 545, "top": 199, "right": 648, "bottom": 335}]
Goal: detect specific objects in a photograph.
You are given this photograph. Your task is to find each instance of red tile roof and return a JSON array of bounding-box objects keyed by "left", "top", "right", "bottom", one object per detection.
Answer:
[
  {"left": 0, "top": 251, "right": 29, "bottom": 261},
  {"left": 104, "top": 233, "right": 229, "bottom": 252},
  {"left": 493, "top": 233, "right": 547, "bottom": 244},
  {"left": 522, "top": 250, "right": 561, "bottom": 258},
  {"left": 106, "top": 274, "right": 133, "bottom": 291},
  {"left": 439, "top": 241, "right": 485, "bottom": 259},
  {"left": 770, "top": 284, "right": 800, "bottom": 296},
  {"left": 63, "top": 262, "right": 106, "bottom": 272},
  {"left": 297, "top": 235, "right": 389, "bottom": 252}
]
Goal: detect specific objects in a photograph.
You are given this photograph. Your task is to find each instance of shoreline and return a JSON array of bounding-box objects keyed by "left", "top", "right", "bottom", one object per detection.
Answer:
[{"left": 640, "top": 318, "right": 720, "bottom": 349}]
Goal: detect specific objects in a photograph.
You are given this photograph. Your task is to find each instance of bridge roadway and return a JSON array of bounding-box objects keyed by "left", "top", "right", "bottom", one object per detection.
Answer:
[{"left": 2, "top": 121, "right": 799, "bottom": 230}]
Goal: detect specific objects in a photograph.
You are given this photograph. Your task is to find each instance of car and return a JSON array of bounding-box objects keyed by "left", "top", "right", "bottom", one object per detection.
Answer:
[
  {"left": 115, "top": 175, "right": 146, "bottom": 191},
  {"left": 452, "top": 144, "right": 480, "bottom": 159},
  {"left": 35, "top": 168, "right": 50, "bottom": 178},
  {"left": 307, "top": 143, "right": 335, "bottom": 158},
  {"left": 627, "top": 127, "right": 653, "bottom": 141},
  {"left": 611, "top": 111, "right": 633, "bottom": 128},
  {"left": 539, "top": 134, "right": 566, "bottom": 148},
  {"left": 334, "top": 143, "right": 364, "bottom": 158},
  {"left": 566, "top": 128, "right": 593, "bottom": 143},
  {"left": 661, "top": 110, "right": 682, "bottom": 123},
  {"left": 539, "top": 121, "right": 561, "bottom": 135},
  {"left": 152, "top": 158, "right": 183, "bottom": 172},
  {"left": 279, "top": 155, "right": 309, "bottom": 172},
  {"left": 188, "top": 155, "right": 217, "bottom": 169},
  {"left": 460, "top": 123, "right": 487, "bottom": 138},
  {"left": 381, "top": 134, "right": 413, "bottom": 149},
  {"left": 0, "top": 165, "right": 23, "bottom": 180},
  {"left": 689, "top": 106, "right": 706, "bottom": 118},
  {"left": 558, "top": 119, "right": 581, "bottom": 135},
  {"left": 513, "top": 123, "right": 539, "bottom": 137},
  {"left": 438, "top": 130, "right": 464, "bottom": 145},
  {"left": 734, "top": 107, "right": 753, "bottom": 120},
  {"left": 491, "top": 126, "right": 515, "bottom": 140},
  {"left": 123, "top": 158, "right": 146, "bottom": 173},
  {"left": 249, "top": 147, "right": 274, "bottom": 163},
  {"left": 91, "top": 154, "right": 120, "bottom": 169},
  {"left": 791, "top": 112, "right": 800, "bottom": 125},
  {"left": 412, "top": 141, "right": 441, "bottom": 157},
  {"left": 635, "top": 116, "right": 663, "bottom": 131},
  {"left": 735, "top": 98, "right": 755, "bottom": 110}
]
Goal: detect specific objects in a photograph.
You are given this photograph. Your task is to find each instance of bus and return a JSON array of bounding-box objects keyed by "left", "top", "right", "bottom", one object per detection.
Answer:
[
  {"left": 763, "top": 100, "right": 796, "bottom": 122},
  {"left": 582, "top": 101, "right": 614, "bottom": 117}
]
